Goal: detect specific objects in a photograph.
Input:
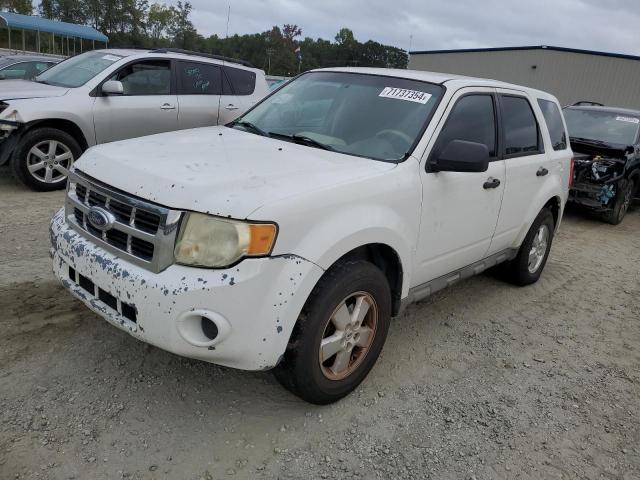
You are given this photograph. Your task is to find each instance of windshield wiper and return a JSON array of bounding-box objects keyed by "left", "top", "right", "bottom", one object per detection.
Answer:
[
  {"left": 291, "top": 134, "right": 336, "bottom": 151},
  {"left": 232, "top": 121, "right": 270, "bottom": 137},
  {"left": 267, "top": 131, "right": 336, "bottom": 151}
]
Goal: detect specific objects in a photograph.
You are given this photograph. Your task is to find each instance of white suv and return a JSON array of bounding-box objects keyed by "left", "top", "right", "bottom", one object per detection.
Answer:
[
  {"left": 50, "top": 68, "right": 572, "bottom": 404},
  {"left": 0, "top": 48, "right": 268, "bottom": 191}
]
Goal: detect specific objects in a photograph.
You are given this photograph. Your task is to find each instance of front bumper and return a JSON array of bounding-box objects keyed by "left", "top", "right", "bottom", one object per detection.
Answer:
[{"left": 50, "top": 208, "right": 324, "bottom": 370}]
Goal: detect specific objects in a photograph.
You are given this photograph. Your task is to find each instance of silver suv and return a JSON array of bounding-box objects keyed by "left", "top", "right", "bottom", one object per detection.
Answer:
[{"left": 0, "top": 48, "right": 268, "bottom": 191}]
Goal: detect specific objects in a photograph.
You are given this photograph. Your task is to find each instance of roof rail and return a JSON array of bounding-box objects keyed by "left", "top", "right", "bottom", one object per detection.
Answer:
[
  {"left": 572, "top": 101, "right": 604, "bottom": 107},
  {"left": 150, "top": 48, "right": 254, "bottom": 68}
]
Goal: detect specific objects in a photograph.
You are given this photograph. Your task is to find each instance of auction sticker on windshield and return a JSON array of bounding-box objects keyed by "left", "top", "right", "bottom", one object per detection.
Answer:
[
  {"left": 379, "top": 87, "right": 432, "bottom": 104},
  {"left": 616, "top": 116, "right": 640, "bottom": 124},
  {"left": 101, "top": 54, "right": 122, "bottom": 62}
]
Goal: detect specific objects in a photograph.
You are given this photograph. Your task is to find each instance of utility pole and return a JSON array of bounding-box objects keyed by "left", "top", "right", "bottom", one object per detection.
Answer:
[
  {"left": 225, "top": 5, "right": 231, "bottom": 38},
  {"left": 266, "top": 48, "right": 274, "bottom": 75}
]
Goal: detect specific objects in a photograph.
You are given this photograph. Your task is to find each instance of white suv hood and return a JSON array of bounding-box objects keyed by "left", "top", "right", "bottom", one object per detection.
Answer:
[
  {"left": 0, "top": 79, "right": 69, "bottom": 100},
  {"left": 75, "top": 126, "right": 396, "bottom": 219}
]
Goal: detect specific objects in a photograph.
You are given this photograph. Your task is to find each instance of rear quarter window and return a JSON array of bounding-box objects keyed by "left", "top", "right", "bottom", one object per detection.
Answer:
[
  {"left": 537, "top": 99, "right": 568, "bottom": 150},
  {"left": 224, "top": 66, "right": 256, "bottom": 95}
]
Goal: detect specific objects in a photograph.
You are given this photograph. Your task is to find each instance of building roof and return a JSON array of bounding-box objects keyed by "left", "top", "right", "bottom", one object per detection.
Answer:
[
  {"left": 312, "top": 67, "right": 558, "bottom": 101},
  {"left": 0, "top": 12, "right": 108, "bottom": 43},
  {"left": 409, "top": 45, "right": 640, "bottom": 63}
]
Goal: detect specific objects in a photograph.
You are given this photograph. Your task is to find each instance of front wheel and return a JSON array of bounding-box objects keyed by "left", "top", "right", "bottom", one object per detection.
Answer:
[
  {"left": 504, "top": 208, "right": 555, "bottom": 286},
  {"left": 274, "top": 260, "right": 391, "bottom": 404},
  {"left": 11, "top": 127, "right": 82, "bottom": 191},
  {"left": 603, "top": 178, "right": 634, "bottom": 225}
]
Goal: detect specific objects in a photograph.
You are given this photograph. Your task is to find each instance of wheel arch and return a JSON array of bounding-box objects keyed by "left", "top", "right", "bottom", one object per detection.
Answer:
[
  {"left": 543, "top": 195, "right": 562, "bottom": 230},
  {"left": 327, "top": 243, "right": 404, "bottom": 316},
  {"left": 20, "top": 119, "right": 89, "bottom": 151}
]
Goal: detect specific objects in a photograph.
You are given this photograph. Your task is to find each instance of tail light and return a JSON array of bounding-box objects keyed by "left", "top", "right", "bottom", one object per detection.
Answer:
[{"left": 568, "top": 157, "right": 575, "bottom": 188}]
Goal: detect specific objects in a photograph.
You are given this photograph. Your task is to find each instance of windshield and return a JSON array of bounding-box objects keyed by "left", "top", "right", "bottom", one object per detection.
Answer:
[
  {"left": 35, "top": 51, "right": 124, "bottom": 88},
  {"left": 233, "top": 71, "right": 444, "bottom": 162},
  {"left": 564, "top": 108, "right": 640, "bottom": 146}
]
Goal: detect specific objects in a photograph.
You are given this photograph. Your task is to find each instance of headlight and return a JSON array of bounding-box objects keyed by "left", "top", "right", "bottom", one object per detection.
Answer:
[{"left": 174, "top": 213, "right": 277, "bottom": 268}]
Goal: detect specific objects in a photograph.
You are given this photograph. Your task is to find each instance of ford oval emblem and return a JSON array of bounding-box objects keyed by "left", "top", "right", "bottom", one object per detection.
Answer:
[{"left": 87, "top": 207, "right": 115, "bottom": 231}]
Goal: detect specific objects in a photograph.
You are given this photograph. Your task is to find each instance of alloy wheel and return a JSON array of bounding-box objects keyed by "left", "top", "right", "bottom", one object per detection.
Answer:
[
  {"left": 26, "top": 140, "right": 74, "bottom": 184},
  {"left": 319, "top": 292, "right": 378, "bottom": 381},
  {"left": 528, "top": 224, "right": 549, "bottom": 274}
]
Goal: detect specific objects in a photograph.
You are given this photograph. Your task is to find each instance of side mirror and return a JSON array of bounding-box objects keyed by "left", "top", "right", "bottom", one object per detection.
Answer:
[
  {"left": 102, "top": 80, "right": 124, "bottom": 96},
  {"left": 431, "top": 139, "right": 490, "bottom": 173}
]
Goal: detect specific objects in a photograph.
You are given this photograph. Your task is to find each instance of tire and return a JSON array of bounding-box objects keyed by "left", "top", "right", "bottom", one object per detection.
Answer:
[
  {"left": 274, "top": 260, "right": 391, "bottom": 404},
  {"left": 504, "top": 208, "right": 555, "bottom": 286},
  {"left": 603, "top": 178, "right": 634, "bottom": 225},
  {"left": 11, "top": 127, "right": 82, "bottom": 191}
]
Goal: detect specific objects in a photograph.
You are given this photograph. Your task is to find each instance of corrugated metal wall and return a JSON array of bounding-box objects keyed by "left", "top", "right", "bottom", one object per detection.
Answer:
[{"left": 408, "top": 49, "right": 640, "bottom": 110}]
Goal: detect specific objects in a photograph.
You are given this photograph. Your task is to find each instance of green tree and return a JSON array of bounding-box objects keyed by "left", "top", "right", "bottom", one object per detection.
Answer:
[
  {"left": 0, "top": 0, "right": 33, "bottom": 14},
  {"left": 148, "top": 2, "right": 175, "bottom": 45},
  {"left": 169, "top": 1, "right": 199, "bottom": 49}
]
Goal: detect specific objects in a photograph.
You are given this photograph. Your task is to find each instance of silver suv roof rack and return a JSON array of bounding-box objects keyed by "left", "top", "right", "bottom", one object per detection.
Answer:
[{"left": 150, "top": 48, "right": 254, "bottom": 68}]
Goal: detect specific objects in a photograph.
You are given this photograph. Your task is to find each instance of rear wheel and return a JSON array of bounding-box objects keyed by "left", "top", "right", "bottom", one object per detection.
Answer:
[
  {"left": 11, "top": 127, "right": 81, "bottom": 191},
  {"left": 274, "top": 260, "right": 391, "bottom": 404},
  {"left": 603, "top": 178, "right": 634, "bottom": 225},
  {"left": 504, "top": 208, "right": 555, "bottom": 286}
]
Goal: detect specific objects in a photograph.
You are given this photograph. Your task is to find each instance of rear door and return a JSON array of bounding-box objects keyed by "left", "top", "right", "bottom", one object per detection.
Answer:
[
  {"left": 176, "top": 60, "right": 222, "bottom": 129},
  {"left": 93, "top": 59, "right": 178, "bottom": 144},
  {"left": 488, "top": 89, "right": 556, "bottom": 254}
]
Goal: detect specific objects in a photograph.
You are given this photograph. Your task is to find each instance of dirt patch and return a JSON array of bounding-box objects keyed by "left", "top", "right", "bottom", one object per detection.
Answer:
[{"left": 1, "top": 167, "right": 639, "bottom": 479}]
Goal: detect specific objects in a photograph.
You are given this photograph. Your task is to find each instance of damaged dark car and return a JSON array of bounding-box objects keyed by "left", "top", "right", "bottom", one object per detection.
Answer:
[{"left": 564, "top": 105, "right": 640, "bottom": 224}]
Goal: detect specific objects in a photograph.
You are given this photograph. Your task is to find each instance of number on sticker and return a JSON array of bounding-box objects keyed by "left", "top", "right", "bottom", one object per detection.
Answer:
[
  {"left": 616, "top": 116, "right": 640, "bottom": 124},
  {"left": 379, "top": 87, "right": 432, "bottom": 104}
]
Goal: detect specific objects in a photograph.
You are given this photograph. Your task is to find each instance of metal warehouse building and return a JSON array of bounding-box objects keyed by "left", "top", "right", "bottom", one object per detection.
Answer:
[{"left": 408, "top": 45, "right": 640, "bottom": 109}]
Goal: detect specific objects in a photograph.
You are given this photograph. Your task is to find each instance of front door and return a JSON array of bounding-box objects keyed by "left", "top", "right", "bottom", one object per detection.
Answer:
[
  {"left": 414, "top": 88, "right": 506, "bottom": 285},
  {"left": 93, "top": 59, "right": 178, "bottom": 144}
]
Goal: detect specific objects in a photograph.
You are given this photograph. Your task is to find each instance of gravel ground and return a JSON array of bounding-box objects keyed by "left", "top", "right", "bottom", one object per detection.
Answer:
[{"left": 1, "top": 166, "right": 639, "bottom": 480}]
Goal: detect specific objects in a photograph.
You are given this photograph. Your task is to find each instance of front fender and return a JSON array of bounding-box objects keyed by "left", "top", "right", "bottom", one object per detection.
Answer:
[
  {"left": 253, "top": 159, "right": 422, "bottom": 299},
  {"left": 2, "top": 98, "right": 96, "bottom": 147}
]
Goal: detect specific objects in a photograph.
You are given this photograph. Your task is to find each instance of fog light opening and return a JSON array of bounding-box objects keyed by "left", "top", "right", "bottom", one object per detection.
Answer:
[
  {"left": 177, "top": 310, "right": 230, "bottom": 348},
  {"left": 201, "top": 316, "right": 219, "bottom": 341}
]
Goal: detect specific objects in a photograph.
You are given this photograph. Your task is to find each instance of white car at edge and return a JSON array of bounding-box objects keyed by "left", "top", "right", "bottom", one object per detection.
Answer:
[{"left": 49, "top": 67, "right": 572, "bottom": 404}]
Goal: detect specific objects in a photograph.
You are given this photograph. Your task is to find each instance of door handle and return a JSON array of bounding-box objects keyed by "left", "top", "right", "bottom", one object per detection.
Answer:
[
  {"left": 225, "top": 104, "right": 239, "bottom": 111},
  {"left": 483, "top": 177, "right": 501, "bottom": 189},
  {"left": 536, "top": 167, "right": 549, "bottom": 177},
  {"left": 160, "top": 103, "right": 176, "bottom": 110}
]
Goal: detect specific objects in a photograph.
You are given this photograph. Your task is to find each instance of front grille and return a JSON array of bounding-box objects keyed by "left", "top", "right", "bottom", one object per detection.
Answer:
[
  {"left": 65, "top": 170, "right": 182, "bottom": 273},
  {"left": 69, "top": 266, "right": 137, "bottom": 323}
]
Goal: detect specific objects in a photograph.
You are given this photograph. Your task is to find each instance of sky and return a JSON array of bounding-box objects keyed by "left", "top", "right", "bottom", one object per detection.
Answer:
[{"left": 164, "top": 0, "right": 640, "bottom": 56}]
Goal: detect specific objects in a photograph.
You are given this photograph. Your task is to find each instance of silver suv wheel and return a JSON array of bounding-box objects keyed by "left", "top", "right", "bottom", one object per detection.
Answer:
[{"left": 26, "top": 140, "right": 74, "bottom": 185}]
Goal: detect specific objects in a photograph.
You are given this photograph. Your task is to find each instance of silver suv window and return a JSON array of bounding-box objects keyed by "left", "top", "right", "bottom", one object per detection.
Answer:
[
  {"left": 109, "top": 60, "right": 171, "bottom": 95},
  {"left": 35, "top": 51, "right": 124, "bottom": 88},
  {"left": 177, "top": 61, "right": 222, "bottom": 95}
]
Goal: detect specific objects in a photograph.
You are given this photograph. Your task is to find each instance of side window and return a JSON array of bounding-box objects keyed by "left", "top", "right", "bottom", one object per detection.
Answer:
[
  {"left": 35, "top": 62, "right": 52, "bottom": 73},
  {"left": 537, "top": 99, "right": 567, "bottom": 150},
  {"left": 0, "top": 62, "right": 28, "bottom": 79},
  {"left": 178, "top": 61, "right": 222, "bottom": 95},
  {"left": 501, "top": 95, "right": 540, "bottom": 156},
  {"left": 434, "top": 94, "right": 497, "bottom": 157},
  {"left": 110, "top": 60, "right": 171, "bottom": 95},
  {"left": 224, "top": 66, "right": 256, "bottom": 95}
]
